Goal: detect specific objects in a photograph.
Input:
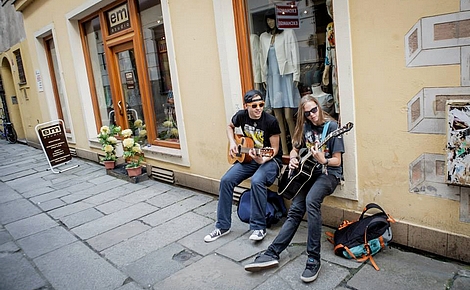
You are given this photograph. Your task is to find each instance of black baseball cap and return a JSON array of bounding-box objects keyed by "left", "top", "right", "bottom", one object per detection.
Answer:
[{"left": 244, "top": 90, "right": 264, "bottom": 103}]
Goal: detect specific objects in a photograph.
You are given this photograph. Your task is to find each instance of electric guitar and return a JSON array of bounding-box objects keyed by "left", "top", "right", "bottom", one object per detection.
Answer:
[
  {"left": 278, "top": 122, "right": 354, "bottom": 200},
  {"left": 227, "top": 134, "right": 274, "bottom": 164}
]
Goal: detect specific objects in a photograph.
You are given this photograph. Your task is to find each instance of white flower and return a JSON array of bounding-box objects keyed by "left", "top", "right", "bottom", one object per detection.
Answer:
[
  {"left": 104, "top": 144, "right": 114, "bottom": 153},
  {"left": 123, "top": 137, "right": 135, "bottom": 149},
  {"left": 122, "top": 129, "right": 133, "bottom": 138},
  {"left": 107, "top": 136, "right": 118, "bottom": 144},
  {"left": 170, "top": 128, "right": 179, "bottom": 137},
  {"left": 100, "top": 126, "right": 110, "bottom": 134},
  {"left": 132, "top": 144, "right": 142, "bottom": 153},
  {"left": 163, "top": 120, "right": 173, "bottom": 128},
  {"left": 139, "top": 130, "right": 147, "bottom": 138},
  {"left": 134, "top": 119, "right": 143, "bottom": 128}
]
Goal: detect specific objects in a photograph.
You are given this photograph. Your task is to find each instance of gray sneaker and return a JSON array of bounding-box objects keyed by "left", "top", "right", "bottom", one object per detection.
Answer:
[
  {"left": 204, "top": 228, "right": 230, "bottom": 242},
  {"left": 244, "top": 253, "right": 279, "bottom": 272},
  {"left": 249, "top": 229, "right": 266, "bottom": 241},
  {"left": 301, "top": 257, "right": 321, "bottom": 283}
]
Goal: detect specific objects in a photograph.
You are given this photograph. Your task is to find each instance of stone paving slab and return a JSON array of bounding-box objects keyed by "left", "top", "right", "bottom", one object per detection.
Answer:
[
  {"left": 5, "top": 212, "right": 57, "bottom": 239},
  {"left": 103, "top": 212, "right": 213, "bottom": 267},
  {"left": 0, "top": 198, "right": 41, "bottom": 224},
  {"left": 72, "top": 202, "right": 158, "bottom": 240},
  {"left": 122, "top": 242, "right": 202, "bottom": 287},
  {"left": 33, "top": 241, "right": 127, "bottom": 290},
  {"left": 141, "top": 194, "right": 213, "bottom": 227},
  {"left": 157, "top": 253, "right": 269, "bottom": 290},
  {"left": 347, "top": 247, "right": 462, "bottom": 290},
  {"left": 16, "top": 225, "right": 77, "bottom": 259},
  {"left": 0, "top": 252, "right": 48, "bottom": 290},
  {"left": 87, "top": 220, "right": 151, "bottom": 251}
]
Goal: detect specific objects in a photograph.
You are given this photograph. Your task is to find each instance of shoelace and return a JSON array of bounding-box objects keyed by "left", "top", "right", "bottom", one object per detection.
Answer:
[{"left": 211, "top": 229, "right": 221, "bottom": 237}]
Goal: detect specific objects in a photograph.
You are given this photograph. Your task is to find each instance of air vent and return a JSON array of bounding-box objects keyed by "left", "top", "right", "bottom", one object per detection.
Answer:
[
  {"left": 69, "top": 147, "right": 77, "bottom": 157},
  {"left": 150, "top": 166, "right": 175, "bottom": 184}
]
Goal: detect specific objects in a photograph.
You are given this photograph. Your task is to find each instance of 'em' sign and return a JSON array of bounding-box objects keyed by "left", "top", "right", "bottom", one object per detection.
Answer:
[
  {"left": 38, "top": 123, "right": 72, "bottom": 167},
  {"left": 107, "top": 3, "right": 130, "bottom": 35}
]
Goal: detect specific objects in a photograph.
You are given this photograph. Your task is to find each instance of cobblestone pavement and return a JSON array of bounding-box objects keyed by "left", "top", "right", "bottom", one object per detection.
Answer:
[{"left": 0, "top": 139, "right": 469, "bottom": 290}]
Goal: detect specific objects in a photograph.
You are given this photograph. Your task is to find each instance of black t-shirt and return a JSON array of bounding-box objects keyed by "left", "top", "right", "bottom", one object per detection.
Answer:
[
  {"left": 303, "top": 120, "right": 345, "bottom": 178},
  {"left": 231, "top": 110, "right": 283, "bottom": 163}
]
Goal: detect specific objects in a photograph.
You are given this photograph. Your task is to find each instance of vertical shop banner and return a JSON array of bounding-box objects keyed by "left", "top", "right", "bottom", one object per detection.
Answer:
[
  {"left": 276, "top": 3, "right": 300, "bottom": 29},
  {"left": 36, "top": 120, "right": 79, "bottom": 173}
]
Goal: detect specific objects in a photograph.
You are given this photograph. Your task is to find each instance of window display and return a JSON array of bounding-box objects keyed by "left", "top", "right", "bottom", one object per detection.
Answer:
[{"left": 246, "top": 0, "right": 337, "bottom": 153}]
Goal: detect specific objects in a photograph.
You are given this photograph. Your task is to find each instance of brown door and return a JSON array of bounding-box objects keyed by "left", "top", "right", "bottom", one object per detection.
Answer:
[{"left": 109, "top": 41, "right": 144, "bottom": 131}]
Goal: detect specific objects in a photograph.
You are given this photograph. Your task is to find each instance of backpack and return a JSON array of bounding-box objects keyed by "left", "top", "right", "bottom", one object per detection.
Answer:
[
  {"left": 237, "top": 189, "right": 287, "bottom": 228},
  {"left": 326, "top": 203, "right": 396, "bottom": 271}
]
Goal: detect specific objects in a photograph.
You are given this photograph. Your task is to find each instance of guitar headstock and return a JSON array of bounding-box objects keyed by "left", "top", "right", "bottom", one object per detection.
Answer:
[{"left": 331, "top": 122, "right": 354, "bottom": 138}]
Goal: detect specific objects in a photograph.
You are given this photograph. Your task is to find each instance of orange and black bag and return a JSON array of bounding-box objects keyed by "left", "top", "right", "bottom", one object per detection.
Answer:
[{"left": 326, "top": 203, "right": 395, "bottom": 270}]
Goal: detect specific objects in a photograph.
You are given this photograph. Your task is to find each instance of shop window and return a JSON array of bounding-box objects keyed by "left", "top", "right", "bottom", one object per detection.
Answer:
[
  {"left": 13, "top": 49, "right": 27, "bottom": 85},
  {"left": 80, "top": 0, "right": 178, "bottom": 148},
  {"left": 44, "top": 37, "right": 71, "bottom": 132},
  {"left": 82, "top": 16, "right": 113, "bottom": 128},
  {"left": 241, "top": 0, "right": 338, "bottom": 154},
  {"left": 138, "top": 0, "right": 179, "bottom": 145}
]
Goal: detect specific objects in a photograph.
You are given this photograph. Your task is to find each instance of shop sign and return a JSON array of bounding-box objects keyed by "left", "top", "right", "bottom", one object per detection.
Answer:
[
  {"left": 37, "top": 122, "right": 71, "bottom": 167},
  {"left": 107, "top": 3, "right": 131, "bottom": 35},
  {"left": 276, "top": 4, "right": 300, "bottom": 29},
  {"left": 125, "top": 71, "right": 135, "bottom": 89}
]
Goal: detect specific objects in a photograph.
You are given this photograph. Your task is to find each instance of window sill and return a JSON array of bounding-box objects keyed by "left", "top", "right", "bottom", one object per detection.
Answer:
[{"left": 142, "top": 145, "right": 182, "bottom": 159}]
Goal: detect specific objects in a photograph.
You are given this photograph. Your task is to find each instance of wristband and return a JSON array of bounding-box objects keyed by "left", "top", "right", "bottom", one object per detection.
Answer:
[{"left": 325, "top": 158, "right": 329, "bottom": 166}]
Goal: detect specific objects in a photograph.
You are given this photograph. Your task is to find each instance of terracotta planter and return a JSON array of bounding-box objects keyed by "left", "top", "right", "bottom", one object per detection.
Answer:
[
  {"left": 126, "top": 166, "right": 142, "bottom": 177},
  {"left": 103, "top": 160, "right": 115, "bottom": 170}
]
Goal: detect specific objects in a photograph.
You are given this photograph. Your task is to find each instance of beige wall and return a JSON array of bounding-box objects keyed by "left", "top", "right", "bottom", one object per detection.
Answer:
[{"left": 327, "top": 0, "right": 467, "bottom": 236}]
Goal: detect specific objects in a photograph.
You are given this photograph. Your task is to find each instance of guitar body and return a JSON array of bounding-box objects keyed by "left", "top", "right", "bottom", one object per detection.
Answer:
[
  {"left": 227, "top": 135, "right": 274, "bottom": 164},
  {"left": 278, "top": 148, "right": 320, "bottom": 199},
  {"left": 228, "top": 135, "right": 255, "bottom": 164},
  {"left": 277, "top": 122, "right": 354, "bottom": 200}
]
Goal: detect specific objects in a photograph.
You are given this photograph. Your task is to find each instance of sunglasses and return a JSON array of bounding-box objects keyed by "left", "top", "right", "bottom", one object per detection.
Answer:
[
  {"left": 303, "top": 106, "right": 318, "bottom": 118},
  {"left": 250, "top": 102, "right": 265, "bottom": 109}
]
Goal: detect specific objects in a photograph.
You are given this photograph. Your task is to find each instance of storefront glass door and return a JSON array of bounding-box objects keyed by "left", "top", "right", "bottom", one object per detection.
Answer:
[{"left": 111, "top": 42, "right": 144, "bottom": 135}]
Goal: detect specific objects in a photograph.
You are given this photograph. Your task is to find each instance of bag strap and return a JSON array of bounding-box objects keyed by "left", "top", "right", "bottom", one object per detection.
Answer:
[
  {"left": 321, "top": 121, "right": 330, "bottom": 142},
  {"left": 360, "top": 203, "right": 396, "bottom": 223}
]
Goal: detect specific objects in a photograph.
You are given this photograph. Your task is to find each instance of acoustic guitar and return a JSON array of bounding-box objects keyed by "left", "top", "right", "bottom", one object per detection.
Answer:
[
  {"left": 227, "top": 134, "right": 274, "bottom": 164},
  {"left": 278, "top": 122, "right": 354, "bottom": 199}
]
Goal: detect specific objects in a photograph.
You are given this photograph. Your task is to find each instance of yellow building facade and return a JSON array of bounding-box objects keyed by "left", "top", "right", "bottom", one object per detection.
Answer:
[{"left": 1, "top": 0, "right": 469, "bottom": 262}]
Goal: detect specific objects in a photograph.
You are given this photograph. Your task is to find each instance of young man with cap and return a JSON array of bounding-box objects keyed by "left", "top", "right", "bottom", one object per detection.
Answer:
[{"left": 204, "top": 89, "right": 283, "bottom": 242}]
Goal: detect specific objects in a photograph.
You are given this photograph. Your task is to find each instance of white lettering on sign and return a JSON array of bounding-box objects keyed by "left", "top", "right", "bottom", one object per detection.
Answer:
[
  {"left": 276, "top": 4, "right": 300, "bottom": 29},
  {"left": 41, "top": 125, "right": 62, "bottom": 137},
  {"left": 276, "top": 7, "right": 298, "bottom": 15}
]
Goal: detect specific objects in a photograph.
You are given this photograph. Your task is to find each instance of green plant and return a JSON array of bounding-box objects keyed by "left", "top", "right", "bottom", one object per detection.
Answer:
[
  {"left": 122, "top": 129, "right": 144, "bottom": 169},
  {"left": 97, "top": 125, "right": 121, "bottom": 161}
]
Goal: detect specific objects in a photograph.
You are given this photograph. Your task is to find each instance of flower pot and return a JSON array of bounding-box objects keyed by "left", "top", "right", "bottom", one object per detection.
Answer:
[
  {"left": 103, "top": 160, "right": 115, "bottom": 170},
  {"left": 126, "top": 166, "right": 142, "bottom": 177}
]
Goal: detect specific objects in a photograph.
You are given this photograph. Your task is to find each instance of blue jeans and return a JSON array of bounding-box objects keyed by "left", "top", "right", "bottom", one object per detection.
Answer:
[
  {"left": 216, "top": 159, "right": 280, "bottom": 230},
  {"left": 266, "top": 170, "right": 339, "bottom": 260}
]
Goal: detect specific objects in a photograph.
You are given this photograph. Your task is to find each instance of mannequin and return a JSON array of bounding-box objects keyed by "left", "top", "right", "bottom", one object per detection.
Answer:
[
  {"left": 311, "top": 83, "right": 334, "bottom": 117},
  {"left": 250, "top": 34, "right": 263, "bottom": 91},
  {"left": 260, "top": 10, "right": 301, "bottom": 155},
  {"left": 322, "top": 0, "right": 339, "bottom": 115}
]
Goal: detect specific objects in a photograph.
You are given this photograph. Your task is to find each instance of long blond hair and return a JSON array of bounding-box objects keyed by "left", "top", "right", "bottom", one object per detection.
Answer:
[{"left": 292, "top": 95, "right": 331, "bottom": 149}]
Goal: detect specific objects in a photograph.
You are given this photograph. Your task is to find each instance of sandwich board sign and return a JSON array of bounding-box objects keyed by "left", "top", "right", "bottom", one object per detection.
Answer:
[{"left": 35, "top": 119, "right": 79, "bottom": 173}]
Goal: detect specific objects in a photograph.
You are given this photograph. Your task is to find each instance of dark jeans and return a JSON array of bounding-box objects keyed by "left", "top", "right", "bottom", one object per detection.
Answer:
[
  {"left": 216, "top": 159, "right": 280, "bottom": 231},
  {"left": 267, "top": 170, "right": 339, "bottom": 260}
]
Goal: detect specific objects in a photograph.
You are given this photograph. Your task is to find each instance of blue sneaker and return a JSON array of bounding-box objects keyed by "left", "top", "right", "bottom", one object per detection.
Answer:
[
  {"left": 244, "top": 252, "right": 279, "bottom": 272},
  {"left": 204, "top": 228, "right": 230, "bottom": 242},
  {"left": 301, "top": 257, "right": 321, "bottom": 283}
]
